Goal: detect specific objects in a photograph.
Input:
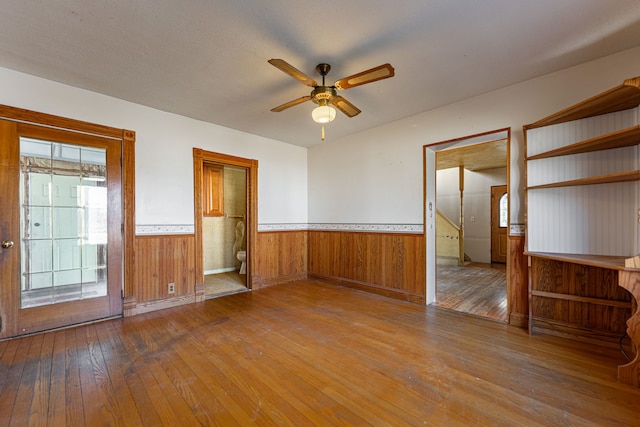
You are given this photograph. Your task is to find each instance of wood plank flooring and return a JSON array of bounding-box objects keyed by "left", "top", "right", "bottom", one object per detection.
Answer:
[
  {"left": 435, "top": 262, "right": 507, "bottom": 322},
  {"left": 1, "top": 280, "right": 639, "bottom": 426}
]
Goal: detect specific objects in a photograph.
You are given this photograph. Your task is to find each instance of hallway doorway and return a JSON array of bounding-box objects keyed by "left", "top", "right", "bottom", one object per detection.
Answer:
[{"left": 424, "top": 128, "right": 510, "bottom": 322}]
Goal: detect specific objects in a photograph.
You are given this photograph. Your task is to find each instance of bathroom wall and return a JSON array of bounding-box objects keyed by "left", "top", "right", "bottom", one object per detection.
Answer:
[{"left": 203, "top": 166, "right": 247, "bottom": 273}]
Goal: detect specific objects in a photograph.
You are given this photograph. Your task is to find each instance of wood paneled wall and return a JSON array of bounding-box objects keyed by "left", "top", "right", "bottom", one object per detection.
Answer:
[
  {"left": 308, "top": 231, "right": 426, "bottom": 303},
  {"left": 530, "top": 257, "right": 633, "bottom": 346},
  {"left": 126, "top": 234, "right": 196, "bottom": 316},
  {"left": 252, "top": 231, "right": 307, "bottom": 289},
  {"left": 508, "top": 235, "right": 529, "bottom": 327},
  {"left": 125, "top": 229, "right": 527, "bottom": 325}
]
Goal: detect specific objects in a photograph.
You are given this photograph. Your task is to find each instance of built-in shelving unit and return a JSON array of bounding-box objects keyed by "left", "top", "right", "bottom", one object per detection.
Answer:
[
  {"left": 527, "top": 170, "right": 640, "bottom": 190},
  {"left": 524, "top": 76, "right": 640, "bottom": 388},
  {"left": 525, "top": 77, "right": 640, "bottom": 129},
  {"left": 527, "top": 126, "right": 640, "bottom": 160}
]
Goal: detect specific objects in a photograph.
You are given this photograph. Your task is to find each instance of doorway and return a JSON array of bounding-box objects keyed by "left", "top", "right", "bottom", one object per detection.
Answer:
[
  {"left": 424, "top": 129, "right": 510, "bottom": 322},
  {"left": 202, "top": 164, "right": 248, "bottom": 298},
  {"left": 193, "top": 149, "right": 257, "bottom": 301},
  {"left": 0, "top": 120, "right": 124, "bottom": 338}
]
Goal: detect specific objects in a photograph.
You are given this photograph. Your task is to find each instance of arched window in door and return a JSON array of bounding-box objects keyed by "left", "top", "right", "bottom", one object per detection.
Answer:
[{"left": 499, "top": 192, "right": 508, "bottom": 228}]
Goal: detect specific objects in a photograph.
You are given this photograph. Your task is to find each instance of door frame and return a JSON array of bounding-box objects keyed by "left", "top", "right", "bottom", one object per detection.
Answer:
[
  {"left": 193, "top": 148, "right": 258, "bottom": 300},
  {"left": 0, "top": 105, "right": 135, "bottom": 338},
  {"left": 424, "top": 128, "right": 510, "bottom": 308}
]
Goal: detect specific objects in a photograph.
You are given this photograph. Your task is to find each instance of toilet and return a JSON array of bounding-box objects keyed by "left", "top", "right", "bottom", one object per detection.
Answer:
[
  {"left": 237, "top": 250, "right": 247, "bottom": 274},
  {"left": 233, "top": 220, "right": 247, "bottom": 274}
]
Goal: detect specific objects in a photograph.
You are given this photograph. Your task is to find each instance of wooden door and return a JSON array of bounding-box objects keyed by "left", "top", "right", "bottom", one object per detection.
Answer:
[
  {"left": 490, "top": 185, "right": 508, "bottom": 264},
  {"left": 0, "top": 120, "right": 122, "bottom": 338}
]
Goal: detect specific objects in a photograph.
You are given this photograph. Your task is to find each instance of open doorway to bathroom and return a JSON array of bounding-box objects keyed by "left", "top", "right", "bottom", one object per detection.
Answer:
[
  {"left": 202, "top": 163, "right": 248, "bottom": 298},
  {"left": 193, "top": 149, "right": 258, "bottom": 301}
]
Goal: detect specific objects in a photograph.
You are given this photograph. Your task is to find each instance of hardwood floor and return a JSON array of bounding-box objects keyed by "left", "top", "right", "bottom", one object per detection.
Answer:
[
  {"left": 435, "top": 262, "right": 507, "bottom": 322},
  {"left": 1, "top": 280, "right": 639, "bottom": 426}
]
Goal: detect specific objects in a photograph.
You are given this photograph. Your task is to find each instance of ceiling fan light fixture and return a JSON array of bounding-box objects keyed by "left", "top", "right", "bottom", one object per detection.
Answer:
[
  {"left": 268, "top": 59, "right": 395, "bottom": 140},
  {"left": 311, "top": 101, "right": 336, "bottom": 124}
]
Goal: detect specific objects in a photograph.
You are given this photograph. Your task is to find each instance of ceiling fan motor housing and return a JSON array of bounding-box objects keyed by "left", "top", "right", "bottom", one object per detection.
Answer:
[{"left": 311, "top": 86, "right": 337, "bottom": 105}]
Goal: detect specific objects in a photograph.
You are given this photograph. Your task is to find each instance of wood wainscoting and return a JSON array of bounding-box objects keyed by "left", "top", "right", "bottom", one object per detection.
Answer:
[
  {"left": 308, "top": 230, "right": 426, "bottom": 303},
  {"left": 124, "top": 230, "right": 526, "bottom": 323},
  {"left": 126, "top": 234, "right": 196, "bottom": 316},
  {"left": 529, "top": 256, "right": 634, "bottom": 347},
  {"left": 252, "top": 230, "right": 308, "bottom": 289},
  {"left": 508, "top": 235, "right": 529, "bottom": 327}
]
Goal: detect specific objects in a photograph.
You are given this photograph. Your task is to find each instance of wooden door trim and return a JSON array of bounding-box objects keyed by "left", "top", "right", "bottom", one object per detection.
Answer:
[
  {"left": 425, "top": 127, "right": 512, "bottom": 320},
  {"left": 0, "top": 105, "right": 126, "bottom": 139},
  {"left": 193, "top": 148, "right": 258, "bottom": 299},
  {"left": 0, "top": 105, "right": 135, "bottom": 336},
  {"left": 0, "top": 120, "right": 20, "bottom": 336}
]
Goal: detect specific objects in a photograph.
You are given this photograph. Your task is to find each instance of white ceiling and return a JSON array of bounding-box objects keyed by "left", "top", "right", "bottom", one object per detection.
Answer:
[{"left": 1, "top": 1, "right": 640, "bottom": 147}]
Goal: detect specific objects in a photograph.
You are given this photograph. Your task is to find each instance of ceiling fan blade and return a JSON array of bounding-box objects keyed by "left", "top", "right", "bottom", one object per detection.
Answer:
[
  {"left": 271, "top": 95, "right": 312, "bottom": 112},
  {"left": 334, "top": 63, "right": 395, "bottom": 90},
  {"left": 268, "top": 59, "right": 318, "bottom": 87},
  {"left": 332, "top": 96, "right": 361, "bottom": 117}
]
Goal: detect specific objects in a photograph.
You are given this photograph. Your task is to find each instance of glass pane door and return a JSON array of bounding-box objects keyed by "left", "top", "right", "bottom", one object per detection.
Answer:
[{"left": 20, "top": 137, "right": 108, "bottom": 308}]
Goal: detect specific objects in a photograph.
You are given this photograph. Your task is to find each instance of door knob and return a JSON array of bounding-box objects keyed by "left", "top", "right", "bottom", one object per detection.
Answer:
[{"left": 1, "top": 240, "right": 14, "bottom": 248}]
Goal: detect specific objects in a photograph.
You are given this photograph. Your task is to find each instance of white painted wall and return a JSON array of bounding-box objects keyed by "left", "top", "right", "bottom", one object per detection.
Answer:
[
  {"left": 437, "top": 167, "right": 507, "bottom": 263},
  {"left": 0, "top": 67, "right": 308, "bottom": 228},
  {"left": 3, "top": 46, "right": 640, "bottom": 235},
  {"left": 436, "top": 168, "right": 462, "bottom": 228},
  {"left": 308, "top": 47, "right": 640, "bottom": 230}
]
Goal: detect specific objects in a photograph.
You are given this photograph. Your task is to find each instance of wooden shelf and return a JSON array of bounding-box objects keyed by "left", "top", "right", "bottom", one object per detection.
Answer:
[
  {"left": 524, "top": 77, "right": 640, "bottom": 129},
  {"left": 525, "top": 251, "right": 640, "bottom": 271},
  {"left": 526, "top": 169, "right": 640, "bottom": 190},
  {"left": 530, "top": 289, "right": 632, "bottom": 309},
  {"left": 527, "top": 126, "right": 640, "bottom": 160}
]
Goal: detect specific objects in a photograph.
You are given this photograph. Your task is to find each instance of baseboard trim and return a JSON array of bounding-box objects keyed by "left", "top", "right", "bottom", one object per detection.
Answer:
[
  {"left": 308, "top": 273, "right": 425, "bottom": 304},
  {"left": 530, "top": 317, "right": 629, "bottom": 350},
  {"left": 509, "top": 312, "right": 528, "bottom": 329},
  {"left": 195, "top": 283, "right": 205, "bottom": 303},
  {"left": 251, "top": 273, "right": 308, "bottom": 290},
  {"left": 124, "top": 294, "right": 197, "bottom": 317}
]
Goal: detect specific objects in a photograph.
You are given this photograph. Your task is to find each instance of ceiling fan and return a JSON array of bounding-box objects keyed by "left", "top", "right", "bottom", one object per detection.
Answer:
[{"left": 268, "top": 58, "right": 395, "bottom": 139}]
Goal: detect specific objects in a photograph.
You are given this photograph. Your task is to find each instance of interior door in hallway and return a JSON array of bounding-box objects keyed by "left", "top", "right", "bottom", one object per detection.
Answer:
[
  {"left": 0, "top": 120, "right": 122, "bottom": 338},
  {"left": 490, "top": 185, "right": 508, "bottom": 264}
]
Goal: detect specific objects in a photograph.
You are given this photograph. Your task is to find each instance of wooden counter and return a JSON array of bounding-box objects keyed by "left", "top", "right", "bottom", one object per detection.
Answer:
[{"left": 526, "top": 251, "right": 640, "bottom": 387}]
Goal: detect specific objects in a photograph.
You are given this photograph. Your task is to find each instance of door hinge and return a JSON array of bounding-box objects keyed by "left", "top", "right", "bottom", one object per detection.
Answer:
[{"left": 121, "top": 223, "right": 124, "bottom": 234}]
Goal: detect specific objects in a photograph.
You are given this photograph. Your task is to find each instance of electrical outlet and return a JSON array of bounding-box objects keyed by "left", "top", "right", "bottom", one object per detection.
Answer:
[{"left": 168, "top": 283, "right": 175, "bottom": 294}]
